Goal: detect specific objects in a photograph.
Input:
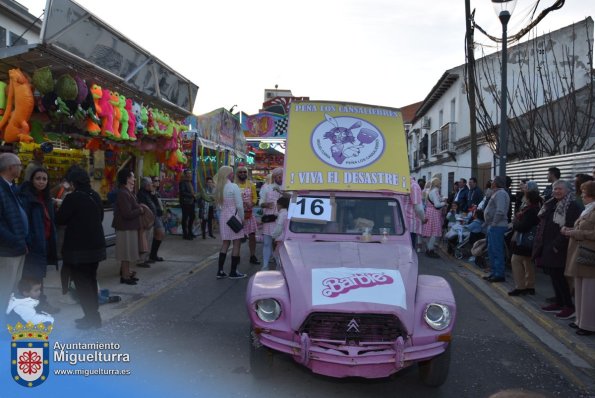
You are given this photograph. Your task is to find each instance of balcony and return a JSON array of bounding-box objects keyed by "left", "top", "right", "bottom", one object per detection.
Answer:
[
  {"left": 430, "top": 131, "right": 439, "bottom": 155},
  {"left": 439, "top": 122, "right": 457, "bottom": 153}
]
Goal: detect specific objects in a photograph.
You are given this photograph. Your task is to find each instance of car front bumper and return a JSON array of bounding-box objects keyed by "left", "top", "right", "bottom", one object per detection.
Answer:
[{"left": 256, "top": 330, "right": 448, "bottom": 379}]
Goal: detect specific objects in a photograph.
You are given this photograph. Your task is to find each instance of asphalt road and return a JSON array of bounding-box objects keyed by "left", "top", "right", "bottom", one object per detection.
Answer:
[{"left": 73, "top": 247, "right": 591, "bottom": 398}]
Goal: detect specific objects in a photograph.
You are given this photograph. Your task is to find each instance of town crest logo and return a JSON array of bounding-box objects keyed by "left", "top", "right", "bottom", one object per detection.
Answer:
[
  {"left": 8, "top": 321, "right": 52, "bottom": 387},
  {"left": 311, "top": 114, "right": 385, "bottom": 169}
]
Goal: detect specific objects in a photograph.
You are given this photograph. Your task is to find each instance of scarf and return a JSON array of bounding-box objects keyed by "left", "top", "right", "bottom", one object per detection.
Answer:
[
  {"left": 580, "top": 201, "right": 595, "bottom": 219},
  {"left": 551, "top": 191, "right": 575, "bottom": 227}
]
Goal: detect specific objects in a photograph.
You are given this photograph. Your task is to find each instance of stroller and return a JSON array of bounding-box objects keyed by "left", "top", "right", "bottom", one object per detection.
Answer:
[{"left": 445, "top": 222, "right": 470, "bottom": 259}]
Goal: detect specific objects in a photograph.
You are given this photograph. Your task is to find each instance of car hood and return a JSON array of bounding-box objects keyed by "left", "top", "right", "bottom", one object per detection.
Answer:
[{"left": 278, "top": 240, "right": 418, "bottom": 331}]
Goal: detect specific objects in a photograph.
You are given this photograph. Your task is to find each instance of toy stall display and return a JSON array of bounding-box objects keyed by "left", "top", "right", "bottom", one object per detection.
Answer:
[
  {"left": 17, "top": 142, "right": 88, "bottom": 185},
  {"left": 0, "top": 66, "right": 191, "bottom": 204}
]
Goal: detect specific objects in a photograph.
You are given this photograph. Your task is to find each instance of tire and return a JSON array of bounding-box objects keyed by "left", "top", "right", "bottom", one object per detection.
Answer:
[
  {"left": 418, "top": 343, "right": 451, "bottom": 387},
  {"left": 249, "top": 328, "right": 274, "bottom": 378}
]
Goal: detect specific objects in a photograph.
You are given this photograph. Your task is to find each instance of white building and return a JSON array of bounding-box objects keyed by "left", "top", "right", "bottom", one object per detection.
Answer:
[
  {"left": 408, "top": 17, "right": 594, "bottom": 192},
  {"left": 0, "top": 1, "right": 41, "bottom": 48}
]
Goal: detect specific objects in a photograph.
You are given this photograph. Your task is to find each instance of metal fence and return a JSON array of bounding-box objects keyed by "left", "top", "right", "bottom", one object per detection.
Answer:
[{"left": 506, "top": 150, "right": 595, "bottom": 197}]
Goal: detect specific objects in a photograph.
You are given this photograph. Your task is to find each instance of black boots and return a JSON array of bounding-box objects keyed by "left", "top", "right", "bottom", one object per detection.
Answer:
[
  {"left": 249, "top": 255, "right": 260, "bottom": 265},
  {"left": 216, "top": 254, "right": 247, "bottom": 279},
  {"left": 149, "top": 239, "right": 163, "bottom": 262},
  {"left": 216, "top": 253, "right": 227, "bottom": 279},
  {"left": 229, "top": 256, "right": 246, "bottom": 279}
]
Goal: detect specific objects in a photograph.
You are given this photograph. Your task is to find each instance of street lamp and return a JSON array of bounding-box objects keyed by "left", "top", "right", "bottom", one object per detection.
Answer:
[{"left": 492, "top": 0, "right": 516, "bottom": 177}]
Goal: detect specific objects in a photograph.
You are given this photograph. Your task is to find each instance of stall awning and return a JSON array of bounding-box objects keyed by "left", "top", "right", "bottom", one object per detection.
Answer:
[
  {"left": 0, "top": 0, "right": 199, "bottom": 120},
  {"left": 198, "top": 137, "right": 218, "bottom": 150}
]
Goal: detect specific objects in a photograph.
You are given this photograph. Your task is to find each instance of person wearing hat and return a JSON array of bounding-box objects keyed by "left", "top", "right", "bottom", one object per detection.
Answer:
[
  {"left": 259, "top": 167, "right": 284, "bottom": 270},
  {"left": 235, "top": 166, "right": 260, "bottom": 265},
  {"left": 482, "top": 176, "right": 511, "bottom": 283}
]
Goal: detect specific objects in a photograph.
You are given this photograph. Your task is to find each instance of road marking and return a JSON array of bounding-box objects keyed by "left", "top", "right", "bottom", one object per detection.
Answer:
[{"left": 449, "top": 271, "right": 591, "bottom": 391}]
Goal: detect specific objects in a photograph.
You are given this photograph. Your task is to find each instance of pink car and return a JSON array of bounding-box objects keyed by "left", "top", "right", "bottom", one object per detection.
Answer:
[{"left": 246, "top": 191, "right": 456, "bottom": 386}]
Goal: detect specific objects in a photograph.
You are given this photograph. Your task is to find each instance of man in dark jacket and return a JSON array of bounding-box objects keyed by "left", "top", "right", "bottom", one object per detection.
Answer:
[
  {"left": 0, "top": 153, "right": 28, "bottom": 331},
  {"left": 467, "top": 177, "right": 483, "bottom": 208},
  {"left": 454, "top": 178, "right": 470, "bottom": 213},
  {"left": 179, "top": 169, "right": 196, "bottom": 240}
]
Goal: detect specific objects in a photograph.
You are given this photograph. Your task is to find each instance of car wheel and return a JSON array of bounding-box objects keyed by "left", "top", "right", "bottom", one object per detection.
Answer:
[
  {"left": 418, "top": 343, "right": 451, "bottom": 387},
  {"left": 249, "top": 328, "right": 274, "bottom": 378}
]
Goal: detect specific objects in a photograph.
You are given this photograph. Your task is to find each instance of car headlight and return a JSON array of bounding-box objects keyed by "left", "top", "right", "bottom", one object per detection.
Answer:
[
  {"left": 424, "top": 303, "right": 451, "bottom": 330},
  {"left": 254, "top": 299, "right": 282, "bottom": 322}
]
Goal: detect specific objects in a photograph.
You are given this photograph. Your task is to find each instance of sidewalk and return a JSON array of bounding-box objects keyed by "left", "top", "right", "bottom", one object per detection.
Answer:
[
  {"left": 436, "top": 242, "right": 595, "bottom": 371},
  {"left": 41, "top": 233, "right": 223, "bottom": 339}
]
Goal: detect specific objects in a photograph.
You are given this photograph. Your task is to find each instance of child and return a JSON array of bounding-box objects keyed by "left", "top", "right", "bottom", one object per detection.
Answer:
[
  {"left": 271, "top": 196, "right": 290, "bottom": 244},
  {"left": 6, "top": 278, "right": 54, "bottom": 325},
  {"left": 445, "top": 202, "right": 458, "bottom": 229},
  {"left": 271, "top": 197, "right": 290, "bottom": 269}
]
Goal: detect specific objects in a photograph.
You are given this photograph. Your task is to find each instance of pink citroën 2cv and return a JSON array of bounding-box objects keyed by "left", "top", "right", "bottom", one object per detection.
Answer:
[{"left": 246, "top": 101, "right": 456, "bottom": 387}]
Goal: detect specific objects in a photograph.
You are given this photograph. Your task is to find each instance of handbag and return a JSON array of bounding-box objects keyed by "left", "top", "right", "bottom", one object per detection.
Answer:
[
  {"left": 226, "top": 211, "right": 244, "bottom": 233},
  {"left": 576, "top": 245, "right": 595, "bottom": 267},
  {"left": 261, "top": 214, "right": 278, "bottom": 223},
  {"left": 515, "top": 226, "right": 536, "bottom": 249}
]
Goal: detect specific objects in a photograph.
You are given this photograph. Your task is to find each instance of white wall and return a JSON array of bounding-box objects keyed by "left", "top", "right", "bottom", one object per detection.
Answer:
[{"left": 0, "top": 11, "right": 41, "bottom": 46}]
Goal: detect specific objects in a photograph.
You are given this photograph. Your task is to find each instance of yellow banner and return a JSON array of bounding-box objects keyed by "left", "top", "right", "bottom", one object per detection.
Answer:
[{"left": 283, "top": 101, "right": 410, "bottom": 193}]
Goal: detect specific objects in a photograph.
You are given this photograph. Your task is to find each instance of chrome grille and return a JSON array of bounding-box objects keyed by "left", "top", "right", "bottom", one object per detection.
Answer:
[{"left": 299, "top": 313, "right": 404, "bottom": 343}]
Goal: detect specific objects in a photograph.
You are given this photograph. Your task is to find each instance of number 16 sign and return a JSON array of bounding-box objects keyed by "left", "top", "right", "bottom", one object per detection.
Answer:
[{"left": 288, "top": 197, "right": 334, "bottom": 222}]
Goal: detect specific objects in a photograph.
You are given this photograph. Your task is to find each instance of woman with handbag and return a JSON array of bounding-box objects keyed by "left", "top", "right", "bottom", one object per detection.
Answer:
[
  {"left": 214, "top": 166, "right": 245, "bottom": 279},
  {"left": 508, "top": 190, "right": 541, "bottom": 296},
  {"left": 561, "top": 180, "right": 595, "bottom": 336}
]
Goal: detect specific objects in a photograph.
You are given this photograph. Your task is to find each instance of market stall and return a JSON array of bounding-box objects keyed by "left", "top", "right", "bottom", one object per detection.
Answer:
[{"left": 0, "top": 0, "right": 198, "bottom": 242}]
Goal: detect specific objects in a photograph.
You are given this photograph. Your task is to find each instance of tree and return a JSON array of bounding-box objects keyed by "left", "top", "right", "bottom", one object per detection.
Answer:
[{"left": 468, "top": 18, "right": 594, "bottom": 160}]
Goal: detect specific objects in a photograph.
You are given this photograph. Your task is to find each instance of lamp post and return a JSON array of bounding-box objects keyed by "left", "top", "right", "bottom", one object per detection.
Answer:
[{"left": 492, "top": 0, "right": 516, "bottom": 177}]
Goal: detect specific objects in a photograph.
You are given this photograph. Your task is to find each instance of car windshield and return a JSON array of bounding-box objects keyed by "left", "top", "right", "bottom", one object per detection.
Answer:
[{"left": 289, "top": 196, "right": 405, "bottom": 235}]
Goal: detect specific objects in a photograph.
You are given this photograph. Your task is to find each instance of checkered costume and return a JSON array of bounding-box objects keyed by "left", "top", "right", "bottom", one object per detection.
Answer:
[{"left": 422, "top": 188, "right": 444, "bottom": 237}]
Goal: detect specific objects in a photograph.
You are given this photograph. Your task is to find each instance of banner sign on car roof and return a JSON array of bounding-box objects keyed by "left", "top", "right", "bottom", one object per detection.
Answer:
[{"left": 283, "top": 101, "right": 410, "bottom": 193}]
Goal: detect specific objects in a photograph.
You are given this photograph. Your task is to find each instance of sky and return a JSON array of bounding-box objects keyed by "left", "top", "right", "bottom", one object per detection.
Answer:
[{"left": 16, "top": 0, "right": 593, "bottom": 116}]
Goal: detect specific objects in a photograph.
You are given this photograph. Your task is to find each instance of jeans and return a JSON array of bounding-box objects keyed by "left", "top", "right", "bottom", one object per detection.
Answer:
[{"left": 487, "top": 226, "right": 507, "bottom": 278}]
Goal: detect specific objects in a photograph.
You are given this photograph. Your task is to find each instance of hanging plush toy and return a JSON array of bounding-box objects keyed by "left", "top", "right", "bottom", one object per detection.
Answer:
[
  {"left": 99, "top": 87, "right": 115, "bottom": 138},
  {"left": 55, "top": 74, "right": 78, "bottom": 117},
  {"left": 117, "top": 94, "right": 129, "bottom": 141},
  {"left": 0, "top": 81, "right": 7, "bottom": 121},
  {"left": 109, "top": 91, "right": 121, "bottom": 139},
  {"left": 126, "top": 99, "right": 137, "bottom": 141},
  {"left": 0, "top": 69, "right": 34, "bottom": 143},
  {"left": 31, "top": 66, "right": 55, "bottom": 113},
  {"left": 147, "top": 108, "right": 156, "bottom": 135},
  {"left": 132, "top": 102, "right": 144, "bottom": 134},
  {"left": 86, "top": 84, "right": 102, "bottom": 135}
]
